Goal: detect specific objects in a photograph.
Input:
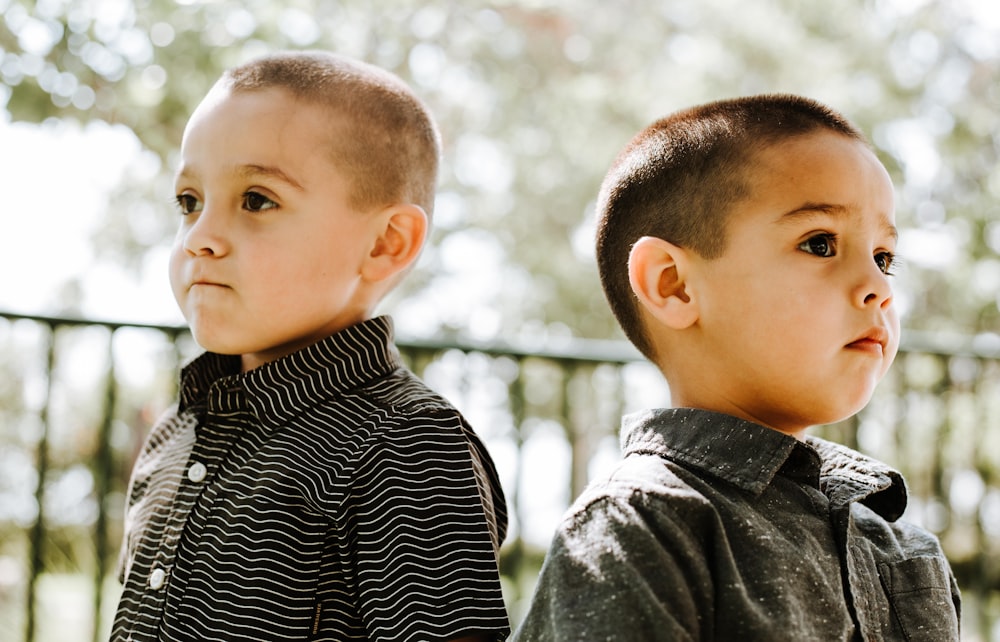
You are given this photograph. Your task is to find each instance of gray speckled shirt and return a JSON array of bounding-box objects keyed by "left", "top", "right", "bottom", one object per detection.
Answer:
[{"left": 512, "top": 408, "right": 960, "bottom": 641}]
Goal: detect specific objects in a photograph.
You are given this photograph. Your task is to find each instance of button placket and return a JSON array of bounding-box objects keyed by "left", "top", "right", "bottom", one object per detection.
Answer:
[
  {"left": 187, "top": 461, "right": 207, "bottom": 483},
  {"left": 149, "top": 566, "right": 167, "bottom": 590}
]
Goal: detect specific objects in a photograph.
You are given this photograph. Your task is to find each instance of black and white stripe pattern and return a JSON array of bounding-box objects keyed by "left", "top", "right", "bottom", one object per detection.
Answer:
[{"left": 112, "top": 316, "right": 510, "bottom": 641}]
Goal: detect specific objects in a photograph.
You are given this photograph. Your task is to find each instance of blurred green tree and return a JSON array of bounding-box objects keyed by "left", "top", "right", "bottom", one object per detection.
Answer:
[
  {"left": 2, "top": 0, "right": 997, "bottom": 340},
  {"left": 3, "top": 3, "right": 1000, "bottom": 638}
]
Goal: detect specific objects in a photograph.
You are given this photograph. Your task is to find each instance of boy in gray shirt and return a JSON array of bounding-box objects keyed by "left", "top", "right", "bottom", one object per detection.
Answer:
[{"left": 513, "top": 95, "right": 960, "bottom": 641}]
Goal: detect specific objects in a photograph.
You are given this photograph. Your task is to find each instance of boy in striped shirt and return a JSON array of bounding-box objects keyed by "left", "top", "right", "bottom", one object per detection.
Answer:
[{"left": 112, "top": 50, "right": 509, "bottom": 642}]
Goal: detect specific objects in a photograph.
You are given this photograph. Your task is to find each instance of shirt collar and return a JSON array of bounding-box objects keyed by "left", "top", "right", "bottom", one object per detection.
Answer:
[
  {"left": 178, "top": 316, "right": 404, "bottom": 432},
  {"left": 807, "top": 436, "right": 908, "bottom": 521},
  {"left": 620, "top": 408, "right": 907, "bottom": 520}
]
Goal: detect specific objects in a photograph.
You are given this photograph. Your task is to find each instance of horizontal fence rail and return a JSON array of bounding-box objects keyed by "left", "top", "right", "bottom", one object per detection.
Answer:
[{"left": 1, "top": 310, "right": 998, "bottom": 641}]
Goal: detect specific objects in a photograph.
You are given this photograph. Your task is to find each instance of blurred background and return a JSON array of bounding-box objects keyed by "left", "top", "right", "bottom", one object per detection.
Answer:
[{"left": 1, "top": 0, "right": 999, "bottom": 639}]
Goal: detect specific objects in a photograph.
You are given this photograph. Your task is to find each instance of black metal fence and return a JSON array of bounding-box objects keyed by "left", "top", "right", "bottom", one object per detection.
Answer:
[{"left": 1, "top": 311, "right": 998, "bottom": 641}]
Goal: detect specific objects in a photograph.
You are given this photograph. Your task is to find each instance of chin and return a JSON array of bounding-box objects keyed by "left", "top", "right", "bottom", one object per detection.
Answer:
[
  {"left": 189, "top": 328, "right": 243, "bottom": 356},
  {"left": 821, "top": 398, "right": 875, "bottom": 428},
  {"left": 784, "top": 397, "right": 872, "bottom": 432}
]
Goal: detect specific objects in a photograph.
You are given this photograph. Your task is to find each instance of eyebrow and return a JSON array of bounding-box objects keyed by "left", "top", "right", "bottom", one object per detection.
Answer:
[
  {"left": 236, "top": 164, "right": 305, "bottom": 191},
  {"left": 778, "top": 202, "right": 898, "bottom": 241},
  {"left": 173, "top": 164, "right": 305, "bottom": 191}
]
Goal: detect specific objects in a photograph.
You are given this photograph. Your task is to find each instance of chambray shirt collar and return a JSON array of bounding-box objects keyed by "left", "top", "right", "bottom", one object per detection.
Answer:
[
  {"left": 620, "top": 407, "right": 908, "bottom": 520},
  {"left": 809, "top": 435, "right": 908, "bottom": 521},
  {"left": 177, "top": 315, "right": 404, "bottom": 432}
]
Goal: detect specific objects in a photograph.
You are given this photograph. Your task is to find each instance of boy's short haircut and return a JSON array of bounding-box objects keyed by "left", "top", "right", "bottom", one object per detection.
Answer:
[
  {"left": 595, "top": 94, "right": 868, "bottom": 360},
  {"left": 222, "top": 50, "right": 441, "bottom": 216}
]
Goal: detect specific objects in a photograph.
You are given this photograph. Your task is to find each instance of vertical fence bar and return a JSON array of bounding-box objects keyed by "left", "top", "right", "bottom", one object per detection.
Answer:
[
  {"left": 505, "top": 355, "right": 527, "bottom": 607},
  {"left": 970, "top": 357, "right": 993, "bottom": 640},
  {"left": 25, "top": 322, "right": 57, "bottom": 642},
  {"left": 931, "top": 355, "right": 951, "bottom": 534},
  {"left": 91, "top": 328, "right": 118, "bottom": 642},
  {"left": 560, "top": 363, "right": 589, "bottom": 503}
]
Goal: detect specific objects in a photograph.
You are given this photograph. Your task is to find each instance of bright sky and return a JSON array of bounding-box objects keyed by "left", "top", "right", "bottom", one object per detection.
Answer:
[{"left": 0, "top": 116, "right": 182, "bottom": 324}]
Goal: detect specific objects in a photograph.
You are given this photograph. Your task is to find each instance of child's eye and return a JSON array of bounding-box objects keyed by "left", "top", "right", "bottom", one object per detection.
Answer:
[
  {"left": 875, "top": 251, "right": 896, "bottom": 276},
  {"left": 798, "top": 233, "right": 836, "bottom": 258},
  {"left": 175, "top": 193, "right": 202, "bottom": 215},
  {"left": 243, "top": 191, "right": 278, "bottom": 212}
]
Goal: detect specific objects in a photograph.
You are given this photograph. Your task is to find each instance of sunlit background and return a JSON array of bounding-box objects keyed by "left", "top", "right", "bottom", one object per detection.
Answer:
[
  {"left": 2, "top": 0, "right": 1000, "bottom": 640},
  {"left": 3, "top": 0, "right": 999, "bottom": 338}
]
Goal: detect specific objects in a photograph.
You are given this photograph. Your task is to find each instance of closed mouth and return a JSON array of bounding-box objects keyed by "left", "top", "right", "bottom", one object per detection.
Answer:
[
  {"left": 846, "top": 327, "right": 888, "bottom": 353},
  {"left": 847, "top": 338, "right": 883, "bottom": 352}
]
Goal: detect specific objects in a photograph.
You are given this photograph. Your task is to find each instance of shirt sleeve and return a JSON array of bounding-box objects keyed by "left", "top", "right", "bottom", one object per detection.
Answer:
[
  {"left": 512, "top": 491, "right": 711, "bottom": 642},
  {"left": 349, "top": 408, "right": 510, "bottom": 642}
]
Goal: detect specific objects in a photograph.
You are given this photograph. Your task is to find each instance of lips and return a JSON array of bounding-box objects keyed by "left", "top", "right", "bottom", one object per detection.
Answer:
[
  {"left": 846, "top": 327, "right": 889, "bottom": 353},
  {"left": 188, "top": 281, "right": 229, "bottom": 292},
  {"left": 187, "top": 273, "right": 230, "bottom": 290}
]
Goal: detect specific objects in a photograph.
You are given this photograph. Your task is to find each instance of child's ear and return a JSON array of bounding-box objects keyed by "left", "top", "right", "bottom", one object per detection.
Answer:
[
  {"left": 628, "top": 236, "right": 699, "bottom": 330},
  {"left": 362, "top": 204, "right": 428, "bottom": 283}
]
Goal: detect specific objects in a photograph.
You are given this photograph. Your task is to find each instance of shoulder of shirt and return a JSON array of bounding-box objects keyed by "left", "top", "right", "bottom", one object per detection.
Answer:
[
  {"left": 211, "top": 363, "right": 475, "bottom": 474},
  {"left": 358, "top": 366, "right": 458, "bottom": 414},
  {"left": 136, "top": 403, "right": 188, "bottom": 452},
  {"left": 559, "top": 450, "right": 718, "bottom": 535}
]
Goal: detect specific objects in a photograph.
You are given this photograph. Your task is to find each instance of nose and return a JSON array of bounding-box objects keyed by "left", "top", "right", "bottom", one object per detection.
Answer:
[
  {"left": 854, "top": 259, "right": 893, "bottom": 310},
  {"left": 180, "top": 206, "right": 229, "bottom": 257}
]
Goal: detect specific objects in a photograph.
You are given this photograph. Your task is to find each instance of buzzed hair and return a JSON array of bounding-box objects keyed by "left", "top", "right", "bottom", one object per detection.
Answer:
[
  {"left": 220, "top": 50, "right": 441, "bottom": 216},
  {"left": 595, "top": 94, "right": 867, "bottom": 360}
]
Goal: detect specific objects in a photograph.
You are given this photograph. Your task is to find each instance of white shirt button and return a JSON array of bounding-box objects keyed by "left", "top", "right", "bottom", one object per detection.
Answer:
[
  {"left": 187, "top": 461, "right": 207, "bottom": 483},
  {"left": 149, "top": 567, "right": 166, "bottom": 590}
]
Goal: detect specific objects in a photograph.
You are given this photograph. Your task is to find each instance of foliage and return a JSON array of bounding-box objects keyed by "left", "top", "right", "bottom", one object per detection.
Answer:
[{"left": 2, "top": 0, "right": 998, "bottom": 341}]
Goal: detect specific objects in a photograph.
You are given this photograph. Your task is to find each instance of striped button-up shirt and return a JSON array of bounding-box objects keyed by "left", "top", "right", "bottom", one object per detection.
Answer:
[{"left": 112, "top": 316, "right": 510, "bottom": 641}]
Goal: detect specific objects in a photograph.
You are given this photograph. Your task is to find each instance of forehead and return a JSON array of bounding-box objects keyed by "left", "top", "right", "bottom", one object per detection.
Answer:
[
  {"left": 734, "top": 130, "right": 896, "bottom": 231},
  {"left": 178, "top": 86, "right": 348, "bottom": 185},
  {"left": 184, "top": 86, "right": 329, "bottom": 143}
]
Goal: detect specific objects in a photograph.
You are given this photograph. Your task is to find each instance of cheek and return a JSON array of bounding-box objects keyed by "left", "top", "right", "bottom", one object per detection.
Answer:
[
  {"left": 884, "top": 307, "right": 902, "bottom": 367},
  {"left": 888, "top": 304, "right": 901, "bottom": 333},
  {"left": 243, "top": 255, "right": 318, "bottom": 307},
  {"left": 168, "top": 245, "right": 185, "bottom": 298}
]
